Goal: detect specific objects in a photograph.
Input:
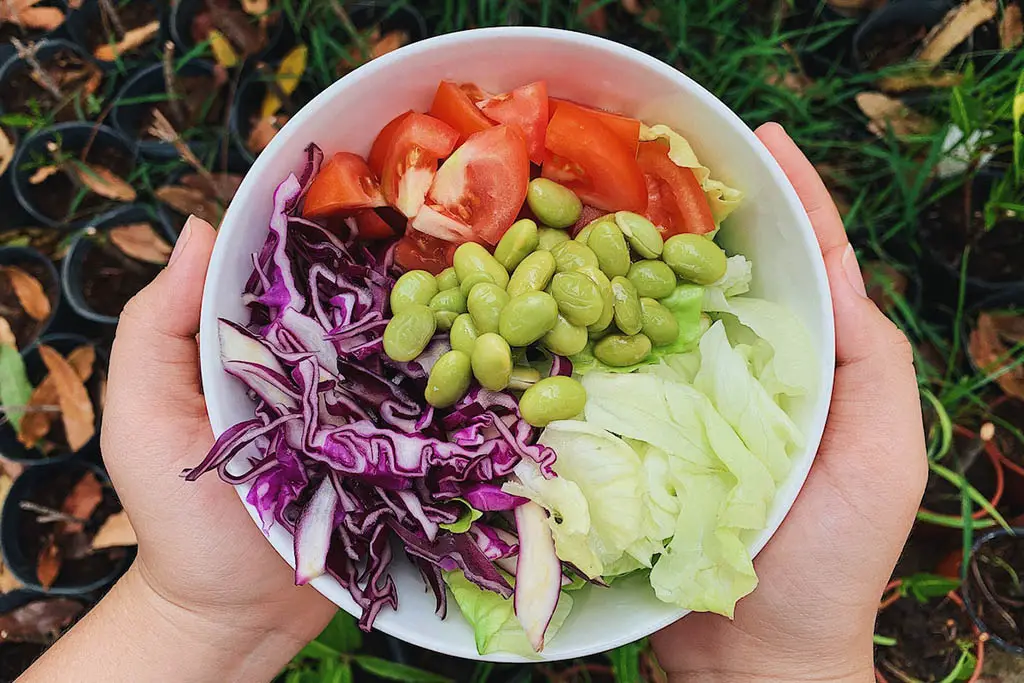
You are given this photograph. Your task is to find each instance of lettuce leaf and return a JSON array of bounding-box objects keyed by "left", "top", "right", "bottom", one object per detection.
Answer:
[{"left": 704, "top": 255, "right": 752, "bottom": 310}]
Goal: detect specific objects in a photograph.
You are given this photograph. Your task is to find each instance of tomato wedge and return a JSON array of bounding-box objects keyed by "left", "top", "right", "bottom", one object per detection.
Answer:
[
  {"left": 414, "top": 125, "right": 530, "bottom": 245},
  {"left": 636, "top": 141, "right": 715, "bottom": 236},
  {"left": 394, "top": 229, "right": 456, "bottom": 274},
  {"left": 368, "top": 110, "right": 412, "bottom": 177},
  {"left": 429, "top": 80, "right": 494, "bottom": 144},
  {"left": 378, "top": 112, "right": 459, "bottom": 218},
  {"left": 480, "top": 81, "right": 548, "bottom": 165},
  {"left": 302, "top": 152, "right": 385, "bottom": 219},
  {"left": 542, "top": 105, "right": 646, "bottom": 213},
  {"left": 549, "top": 99, "right": 640, "bottom": 157},
  {"left": 351, "top": 209, "right": 396, "bottom": 240}
]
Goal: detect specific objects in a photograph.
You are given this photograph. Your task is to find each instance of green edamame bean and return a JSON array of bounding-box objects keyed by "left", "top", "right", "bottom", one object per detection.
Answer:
[
  {"left": 577, "top": 265, "right": 614, "bottom": 333},
  {"left": 615, "top": 211, "right": 664, "bottom": 259},
  {"left": 640, "top": 297, "right": 679, "bottom": 346},
  {"left": 471, "top": 333, "right": 513, "bottom": 391},
  {"left": 425, "top": 350, "right": 472, "bottom": 408},
  {"left": 593, "top": 333, "right": 652, "bottom": 367},
  {"left": 390, "top": 270, "right": 438, "bottom": 315},
  {"left": 611, "top": 276, "right": 643, "bottom": 335},
  {"left": 588, "top": 221, "right": 631, "bottom": 278},
  {"left": 429, "top": 287, "right": 467, "bottom": 314},
  {"left": 498, "top": 291, "right": 559, "bottom": 346},
  {"left": 537, "top": 228, "right": 570, "bottom": 251},
  {"left": 467, "top": 282, "right": 510, "bottom": 334},
  {"left": 541, "top": 315, "right": 589, "bottom": 356},
  {"left": 662, "top": 234, "right": 728, "bottom": 285},
  {"left": 436, "top": 267, "right": 458, "bottom": 291},
  {"left": 450, "top": 314, "right": 479, "bottom": 355},
  {"left": 575, "top": 215, "right": 615, "bottom": 245},
  {"left": 434, "top": 310, "right": 458, "bottom": 331},
  {"left": 627, "top": 260, "right": 677, "bottom": 299},
  {"left": 453, "top": 242, "right": 509, "bottom": 289},
  {"left": 550, "top": 240, "right": 599, "bottom": 273},
  {"left": 494, "top": 219, "right": 539, "bottom": 272},
  {"left": 383, "top": 305, "right": 436, "bottom": 362},
  {"left": 518, "top": 376, "right": 587, "bottom": 427},
  {"left": 549, "top": 271, "right": 604, "bottom": 327},
  {"left": 507, "top": 250, "right": 556, "bottom": 298},
  {"left": 509, "top": 366, "right": 542, "bottom": 391},
  {"left": 459, "top": 271, "right": 495, "bottom": 297},
  {"left": 527, "top": 178, "right": 583, "bottom": 229}
]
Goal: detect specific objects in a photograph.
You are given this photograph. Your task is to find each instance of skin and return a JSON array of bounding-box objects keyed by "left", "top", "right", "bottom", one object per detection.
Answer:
[{"left": 22, "top": 124, "right": 925, "bottom": 683}]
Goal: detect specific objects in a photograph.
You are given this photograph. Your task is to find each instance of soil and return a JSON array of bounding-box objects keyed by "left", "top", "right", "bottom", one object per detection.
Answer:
[
  {"left": 144, "top": 74, "right": 226, "bottom": 141},
  {"left": 875, "top": 595, "right": 975, "bottom": 682},
  {"left": 16, "top": 470, "right": 127, "bottom": 589},
  {"left": 921, "top": 433, "right": 1000, "bottom": 516},
  {"left": 0, "top": 643, "right": 45, "bottom": 683},
  {"left": 0, "top": 228, "right": 65, "bottom": 262},
  {"left": 0, "top": 259, "right": 56, "bottom": 348},
  {"left": 79, "top": 239, "right": 161, "bottom": 318},
  {"left": 83, "top": 0, "right": 161, "bottom": 54},
  {"left": 967, "top": 533, "right": 1024, "bottom": 647},
  {"left": 0, "top": 50, "right": 102, "bottom": 124},
  {"left": 859, "top": 22, "right": 929, "bottom": 70},
  {"left": 23, "top": 144, "right": 135, "bottom": 224},
  {"left": 190, "top": 0, "right": 275, "bottom": 54}
]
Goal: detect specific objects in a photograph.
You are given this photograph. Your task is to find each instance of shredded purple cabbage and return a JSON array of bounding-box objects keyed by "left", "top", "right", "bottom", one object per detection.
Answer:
[{"left": 186, "top": 144, "right": 557, "bottom": 630}]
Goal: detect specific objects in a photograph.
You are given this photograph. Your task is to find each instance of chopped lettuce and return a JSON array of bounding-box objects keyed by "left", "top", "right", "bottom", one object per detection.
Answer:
[
  {"left": 704, "top": 255, "right": 753, "bottom": 310},
  {"left": 439, "top": 498, "right": 484, "bottom": 533}
]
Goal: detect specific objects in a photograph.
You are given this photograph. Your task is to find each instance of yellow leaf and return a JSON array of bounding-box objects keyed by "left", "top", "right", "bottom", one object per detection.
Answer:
[
  {"left": 37, "top": 345, "right": 95, "bottom": 452},
  {"left": 209, "top": 29, "right": 239, "bottom": 68},
  {"left": 917, "top": 0, "right": 998, "bottom": 65},
  {"left": 91, "top": 511, "right": 137, "bottom": 550},
  {"left": 108, "top": 223, "right": 172, "bottom": 265},
  {"left": 0, "top": 127, "right": 13, "bottom": 178},
  {"left": 260, "top": 44, "right": 307, "bottom": 119},
  {"left": 19, "top": 346, "right": 94, "bottom": 450},
  {"left": 240, "top": 0, "right": 268, "bottom": 15},
  {"left": 67, "top": 162, "right": 137, "bottom": 202},
  {"left": 93, "top": 19, "right": 160, "bottom": 61}
]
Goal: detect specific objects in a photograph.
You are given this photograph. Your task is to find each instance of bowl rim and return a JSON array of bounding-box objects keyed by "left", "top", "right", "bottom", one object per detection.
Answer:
[{"left": 200, "top": 25, "right": 836, "bottom": 663}]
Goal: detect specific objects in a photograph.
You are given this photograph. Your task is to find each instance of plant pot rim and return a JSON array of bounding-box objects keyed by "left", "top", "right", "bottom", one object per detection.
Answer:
[
  {"left": 0, "top": 37, "right": 92, "bottom": 84},
  {"left": 168, "top": 0, "right": 288, "bottom": 63},
  {"left": 851, "top": 0, "right": 962, "bottom": 72},
  {"left": 64, "top": 0, "right": 168, "bottom": 65},
  {"left": 0, "top": 245, "right": 62, "bottom": 350},
  {"left": 962, "top": 526, "right": 1024, "bottom": 655}
]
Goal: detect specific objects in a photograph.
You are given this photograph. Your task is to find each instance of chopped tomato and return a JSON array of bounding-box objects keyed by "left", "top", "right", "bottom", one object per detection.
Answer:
[
  {"left": 460, "top": 82, "right": 491, "bottom": 103},
  {"left": 549, "top": 98, "right": 640, "bottom": 157},
  {"left": 302, "top": 152, "right": 385, "bottom": 219},
  {"left": 429, "top": 80, "right": 494, "bottom": 144},
  {"left": 480, "top": 81, "right": 548, "bottom": 165},
  {"left": 368, "top": 110, "right": 412, "bottom": 177},
  {"left": 379, "top": 113, "right": 459, "bottom": 218},
  {"left": 394, "top": 229, "right": 456, "bottom": 274},
  {"left": 542, "top": 106, "right": 646, "bottom": 213},
  {"left": 351, "top": 209, "right": 396, "bottom": 240},
  {"left": 570, "top": 204, "right": 605, "bottom": 237},
  {"left": 636, "top": 141, "right": 715, "bottom": 236},
  {"left": 416, "top": 125, "right": 530, "bottom": 245}
]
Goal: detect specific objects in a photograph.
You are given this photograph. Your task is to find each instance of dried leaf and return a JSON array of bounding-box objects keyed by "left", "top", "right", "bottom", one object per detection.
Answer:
[
  {"left": 988, "top": 312, "right": 1024, "bottom": 345},
  {"left": 1, "top": 266, "right": 51, "bottom": 322},
  {"left": 247, "top": 115, "right": 284, "bottom": 154},
  {"left": 370, "top": 30, "right": 407, "bottom": 59},
  {"left": 0, "top": 562, "right": 24, "bottom": 593},
  {"left": 180, "top": 172, "right": 242, "bottom": 203},
  {"left": 863, "top": 261, "right": 909, "bottom": 312},
  {"left": 577, "top": 0, "right": 608, "bottom": 32},
  {"left": 208, "top": 29, "right": 240, "bottom": 68},
  {"left": 917, "top": 0, "right": 998, "bottom": 65},
  {"left": 37, "top": 345, "right": 95, "bottom": 452},
  {"left": 108, "top": 223, "right": 172, "bottom": 265},
  {"left": 856, "top": 92, "right": 936, "bottom": 137},
  {"left": 969, "top": 313, "right": 1024, "bottom": 401},
  {"left": 878, "top": 71, "right": 963, "bottom": 93},
  {"left": 621, "top": 0, "right": 643, "bottom": 14},
  {"left": 29, "top": 165, "right": 57, "bottom": 185},
  {"left": 1001, "top": 4, "right": 1023, "bottom": 49},
  {"left": 0, "top": 318, "right": 14, "bottom": 348},
  {"left": 36, "top": 540, "right": 60, "bottom": 590},
  {"left": 18, "top": 346, "right": 94, "bottom": 450},
  {"left": 240, "top": 0, "right": 268, "bottom": 14},
  {"left": 156, "top": 185, "right": 223, "bottom": 225},
  {"left": 260, "top": 44, "right": 308, "bottom": 119},
  {"left": 6, "top": 6, "right": 65, "bottom": 30},
  {"left": 66, "top": 162, "right": 137, "bottom": 202},
  {"left": 0, "top": 127, "right": 13, "bottom": 178},
  {"left": 93, "top": 19, "right": 159, "bottom": 61},
  {"left": 211, "top": 6, "right": 265, "bottom": 56},
  {"left": 91, "top": 511, "right": 136, "bottom": 550},
  {"left": 0, "top": 598, "right": 83, "bottom": 643}
]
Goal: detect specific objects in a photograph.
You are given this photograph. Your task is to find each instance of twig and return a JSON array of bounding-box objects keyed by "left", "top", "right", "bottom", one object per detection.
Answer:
[
  {"left": 96, "top": 0, "right": 126, "bottom": 39},
  {"left": 162, "top": 41, "right": 187, "bottom": 127},
  {"left": 0, "top": 405, "right": 62, "bottom": 414},
  {"left": 11, "top": 39, "right": 63, "bottom": 101},
  {"left": 19, "top": 501, "right": 88, "bottom": 526},
  {"left": 147, "top": 109, "right": 224, "bottom": 202},
  {"left": 972, "top": 552, "right": 1019, "bottom": 633}
]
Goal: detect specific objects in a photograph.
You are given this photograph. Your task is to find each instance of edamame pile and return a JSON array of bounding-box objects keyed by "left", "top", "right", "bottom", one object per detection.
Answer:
[{"left": 383, "top": 178, "right": 729, "bottom": 423}]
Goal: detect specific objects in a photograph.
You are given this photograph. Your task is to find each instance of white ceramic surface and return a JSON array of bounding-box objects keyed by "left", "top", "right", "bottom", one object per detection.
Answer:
[{"left": 200, "top": 27, "right": 836, "bottom": 663}]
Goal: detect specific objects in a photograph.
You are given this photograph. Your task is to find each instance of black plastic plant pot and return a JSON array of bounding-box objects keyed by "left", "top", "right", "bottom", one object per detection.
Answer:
[
  {"left": 0, "top": 333, "right": 108, "bottom": 466},
  {"left": 65, "top": 0, "right": 168, "bottom": 68},
  {"left": 0, "top": 588, "right": 86, "bottom": 678},
  {"left": 349, "top": 1, "right": 429, "bottom": 49},
  {"left": 61, "top": 204, "right": 175, "bottom": 326},
  {"left": 228, "top": 66, "right": 319, "bottom": 165},
  {"left": 110, "top": 58, "right": 229, "bottom": 161},
  {"left": 852, "top": 0, "right": 960, "bottom": 72},
  {"left": 153, "top": 153, "right": 250, "bottom": 236},
  {"left": 0, "top": 460, "right": 132, "bottom": 596},
  {"left": 0, "top": 1, "right": 70, "bottom": 69},
  {"left": 0, "top": 120, "right": 33, "bottom": 233},
  {"left": 0, "top": 39, "right": 104, "bottom": 125},
  {"left": 963, "top": 527, "right": 1024, "bottom": 654},
  {"left": 0, "top": 246, "right": 61, "bottom": 351},
  {"left": 170, "top": 0, "right": 291, "bottom": 64},
  {"left": 10, "top": 122, "right": 139, "bottom": 230}
]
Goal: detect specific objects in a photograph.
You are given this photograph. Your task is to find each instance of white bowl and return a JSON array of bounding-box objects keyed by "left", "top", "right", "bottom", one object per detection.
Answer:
[{"left": 200, "top": 27, "right": 836, "bottom": 663}]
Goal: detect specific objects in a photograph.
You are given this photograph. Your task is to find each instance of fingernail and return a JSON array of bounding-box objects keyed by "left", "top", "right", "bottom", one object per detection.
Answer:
[
  {"left": 842, "top": 244, "right": 868, "bottom": 298},
  {"left": 169, "top": 215, "right": 195, "bottom": 268}
]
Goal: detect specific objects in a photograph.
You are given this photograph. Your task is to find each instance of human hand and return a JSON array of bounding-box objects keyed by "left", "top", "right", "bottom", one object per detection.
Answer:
[{"left": 651, "top": 124, "right": 928, "bottom": 682}]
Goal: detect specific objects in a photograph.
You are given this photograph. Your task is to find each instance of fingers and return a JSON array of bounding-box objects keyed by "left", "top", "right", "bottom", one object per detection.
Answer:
[{"left": 755, "top": 123, "right": 848, "bottom": 254}]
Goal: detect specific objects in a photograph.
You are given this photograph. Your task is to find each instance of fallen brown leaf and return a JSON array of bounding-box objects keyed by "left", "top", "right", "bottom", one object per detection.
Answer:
[
  {"left": 988, "top": 312, "right": 1024, "bottom": 344},
  {"left": 878, "top": 71, "right": 963, "bottom": 93},
  {"left": 917, "top": 0, "right": 998, "bottom": 65},
  {"left": 371, "top": 30, "right": 407, "bottom": 59},
  {"left": 5, "top": 5, "right": 65, "bottom": 30},
  {"left": 18, "top": 346, "right": 95, "bottom": 450},
  {"left": 180, "top": 172, "right": 243, "bottom": 203},
  {"left": 156, "top": 185, "right": 223, "bottom": 225},
  {"left": 29, "top": 166, "right": 58, "bottom": 185},
  {"left": 863, "top": 261, "right": 909, "bottom": 312},
  {"left": 91, "top": 511, "right": 136, "bottom": 550},
  {"left": 93, "top": 19, "right": 160, "bottom": 61},
  {"left": 108, "top": 223, "right": 172, "bottom": 265},
  {"left": 856, "top": 92, "right": 936, "bottom": 137},
  {"left": 0, "top": 563, "right": 24, "bottom": 593},
  {"left": 578, "top": 0, "right": 608, "bottom": 32},
  {"left": 240, "top": 0, "right": 268, "bottom": 15},
  {"left": 36, "top": 539, "right": 60, "bottom": 590},
  {"left": 0, "top": 127, "right": 13, "bottom": 179},
  {"left": 0, "top": 317, "right": 13, "bottom": 348},
  {"left": 66, "top": 162, "right": 136, "bottom": 202},
  {"left": 1, "top": 266, "right": 51, "bottom": 322},
  {"left": 247, "top": 116, "right": 283, "bottom": 154},
  {"left": 621, "top": 0, "right": 643, "bottom": 14},
  {"left": 1001, "top": 3, "right": 1023, "bottom": 49},
  {"left": 61, "top": 471, "right": 102, "bottom": 534},
  {"left": 212, "top": 5, "right": 266, "bottom": 56},
  {"left": 969, "top": 313, "right": 1024, "bottom": 401},
  {"left": 37, "top": 346, "right": 95, "bottom": 453},
  {"left": 0, "top": 597, "right": 83, "bottom": 643}
]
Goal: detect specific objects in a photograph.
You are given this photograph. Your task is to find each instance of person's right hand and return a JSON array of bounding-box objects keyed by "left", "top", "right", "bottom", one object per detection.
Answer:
[{"left": 651, "top": 124, "right": 928, "bottom": 682}]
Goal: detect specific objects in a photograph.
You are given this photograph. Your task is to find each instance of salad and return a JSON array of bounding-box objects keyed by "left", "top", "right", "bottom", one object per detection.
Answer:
[{"left": 186, "top": 78, "right": 817, "bottom": 656}]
